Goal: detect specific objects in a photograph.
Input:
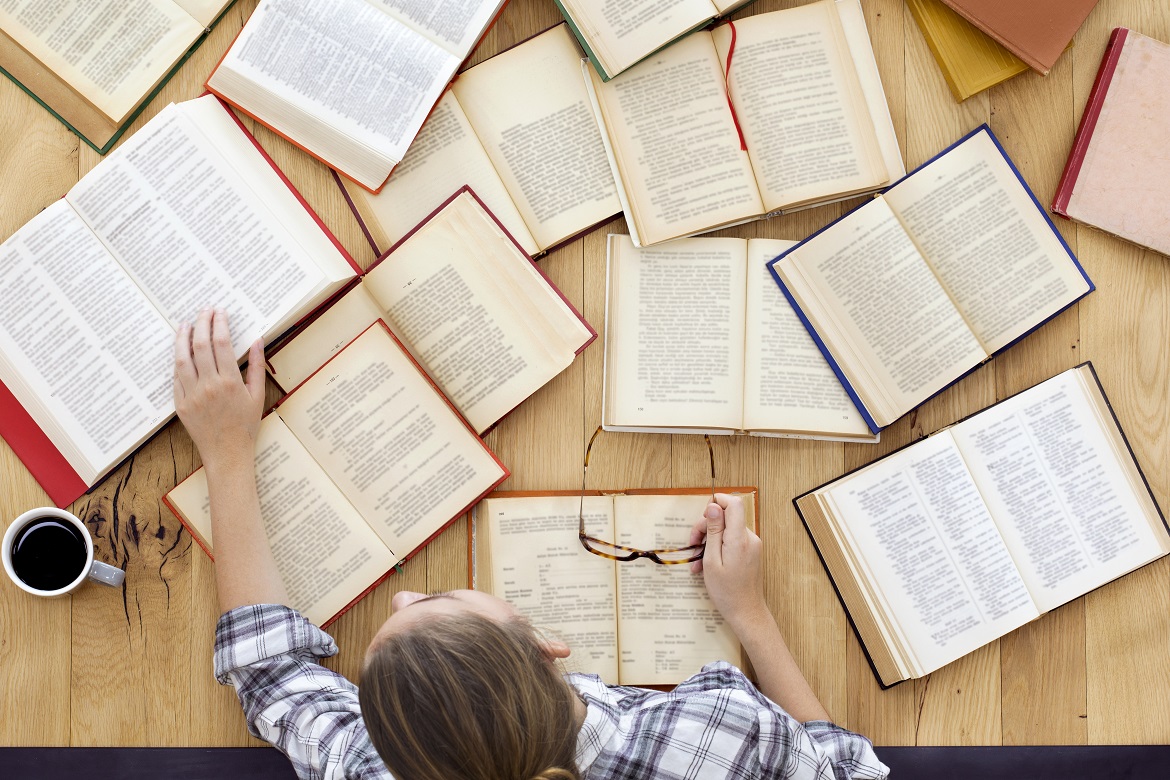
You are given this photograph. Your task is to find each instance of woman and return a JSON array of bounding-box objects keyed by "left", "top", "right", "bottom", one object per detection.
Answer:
[{"left": 177, "top": 309, "right": 887, "bottom": 780}]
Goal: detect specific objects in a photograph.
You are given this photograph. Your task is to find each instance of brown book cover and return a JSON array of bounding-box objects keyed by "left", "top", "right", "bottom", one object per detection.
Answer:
[{"left": 939, "top": 0, "right": 1098, "bottom": 74}]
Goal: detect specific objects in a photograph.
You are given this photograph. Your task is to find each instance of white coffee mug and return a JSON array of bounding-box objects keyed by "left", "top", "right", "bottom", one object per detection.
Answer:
[{"left": 2, "top": 507, "right": 125, "bottom": 597}]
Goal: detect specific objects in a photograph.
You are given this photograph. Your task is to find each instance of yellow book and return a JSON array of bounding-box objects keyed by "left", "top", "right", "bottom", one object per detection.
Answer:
[{"left": 906, "top": 0, "right": 1028, "bottom": 101}]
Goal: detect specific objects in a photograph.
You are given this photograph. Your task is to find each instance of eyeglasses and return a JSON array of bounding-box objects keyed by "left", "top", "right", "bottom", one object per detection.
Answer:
[{"left": 578, "top": 426, "right": 715, "bottom": 564}]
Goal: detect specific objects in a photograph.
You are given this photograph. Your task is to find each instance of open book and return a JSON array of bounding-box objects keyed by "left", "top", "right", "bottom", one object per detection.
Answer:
[
  {"left": 0, "top": 0, "right": 233, "bottom": 153},
  {"left": 0, "top": 94, "right": 357, "bottom": 507},
  {"left": 796, "top": 364, "right": 1169, "bottom": 687},
  {"left": 338, "top": 24, "right": 621, "bottom": 258},
  {"left": 267, "top": 188, "right": 596, "bottom": 435},
  {"left": 769, "top": 125, "right": 1094, "bottom": 433},
  {"left": 555, "top": 0, "right": 754, "bottom": 81},
  {"left": 584, "top": 0, "right": 904, "bottom": 247},
  {"left": 1053, "top": 28, "right": 1170, "bottom": 258},
  {"left": 603, "top": 235, "right": 874, "bottom": 441},
  {"left": 207, "top": 0, "right": 508, "bottom": 192},
  {"left": 471, "top": 489, "right": 756, "bottom": 685},
  {"left": 166, "top": 321, "right": 509, "bottom": 627}
]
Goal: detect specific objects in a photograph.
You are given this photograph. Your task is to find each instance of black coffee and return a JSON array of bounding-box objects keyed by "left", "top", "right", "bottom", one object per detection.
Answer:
[{"left": 10, "top": 518, "right": 88, "bottom": 591}]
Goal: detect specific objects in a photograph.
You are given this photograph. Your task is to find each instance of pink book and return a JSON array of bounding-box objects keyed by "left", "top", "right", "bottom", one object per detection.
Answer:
[{"left": 1053, "top": 28, "right": 1170, "bottom": 258}]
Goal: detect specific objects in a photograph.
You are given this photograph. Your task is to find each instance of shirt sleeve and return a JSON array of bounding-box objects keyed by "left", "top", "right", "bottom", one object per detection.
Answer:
[
  {"left": 213, "top": 604, "right": 389, "bottom": 780},
  {"left": 689, "top": 662, "right": 888, "bottom": 780}
]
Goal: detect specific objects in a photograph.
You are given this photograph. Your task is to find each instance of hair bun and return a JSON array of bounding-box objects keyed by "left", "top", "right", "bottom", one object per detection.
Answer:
[{"left": 531, "top": 768, "right": 576, "bottom": 780}]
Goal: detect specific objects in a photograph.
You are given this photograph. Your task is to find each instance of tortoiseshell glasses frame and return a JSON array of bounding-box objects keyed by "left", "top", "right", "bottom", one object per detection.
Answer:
[{"left": 578, "top": 426, "right": 715, "bottom": 564}]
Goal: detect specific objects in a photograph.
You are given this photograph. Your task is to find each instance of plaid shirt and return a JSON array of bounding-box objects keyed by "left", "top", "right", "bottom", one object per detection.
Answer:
[{"left": 215, "top": 604, "right": 889, "bottom": 780}]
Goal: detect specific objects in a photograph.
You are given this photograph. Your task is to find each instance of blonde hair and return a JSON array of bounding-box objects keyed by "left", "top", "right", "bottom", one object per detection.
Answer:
[{"left": 359, "top": 612, "right": 580, "bottom": 780}]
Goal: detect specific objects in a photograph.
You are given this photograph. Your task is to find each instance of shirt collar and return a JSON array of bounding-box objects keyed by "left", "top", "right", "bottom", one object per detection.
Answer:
[{"left": 569, "top": 674, "right": 619, "bottom": 771}]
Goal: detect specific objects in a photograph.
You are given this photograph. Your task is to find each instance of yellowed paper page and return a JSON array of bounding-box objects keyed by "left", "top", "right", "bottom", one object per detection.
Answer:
[
  {"left": 712, "top": 0, "right": 887, "bottom": 210},
  {"left": 452, "top": 25, "right": 620, "bottom": 250},
  {"left": 819, "top": 432, "right": 1040, "bottom": 677},
  {"left": 362, "top": 192, "right": 589, "bottom": 433},
  {"left": 742, "top": 239, "right": 871, "bottom": 438},
  {"left": 604, "top": 234, "right": 745, "bottom": 431},
  {"left": 481, "top": 495, "right": 619, "bottom": 681},
  {"left": 267, "top": 284, "right": 385, "bottom": 391},
  {"left": 775, "top": 196, "right": 986, "bottom": 427},
  {"left": 613, "top": 493, "right": 739, "bottom": 685},
  {"left": 882, "top": 130, "right": 1089, "bottom": 353},
  {"left": 167, "top": 415, "right": 398, "bottom": 628},
  {"left": 560, "top": 0, "right": 716, "bottom": 78},
  {"left": 276, "top": 323, "right": 505, "bottom": 557},
  {"left": 589, "top": 33, "right": 763, "bottom": 245},
  {"left": 356, "top": 92, "right": 539, "bottom": 255},
  {"left": 173, "top": 0, "right": 231, "bottom": 27},
  {"left": 950, "top": 368, "right": 1170, "bottom": 613},
  {"left": 0, "top": 0, "right": 203, "bottom": 122}
]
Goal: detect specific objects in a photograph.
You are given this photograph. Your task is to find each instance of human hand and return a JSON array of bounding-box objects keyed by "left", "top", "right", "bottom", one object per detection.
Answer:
[
  {"left": 688, "top": 494, "right": 767, "bottom": 630},
  {"left": 174, "top": 309, "right": 265, "bottom": 473}
]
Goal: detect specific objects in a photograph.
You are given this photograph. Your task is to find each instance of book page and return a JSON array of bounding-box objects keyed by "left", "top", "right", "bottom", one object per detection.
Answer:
[
  {"left": 267, "top": 284, "right": 385, "bottom": 392},
  {"left": 820, "top": 433, "right": 1039, "bottom": 677},
  {"left": 742, "top": 239, "right": 871, "bottom": 438},
  {"left": 589, "top": 32, "right": 763, "bottom": 245},
  {"left": 362, "top": 192, "right": 589, "bottom": 433},
  {"left": 604, "top": 235, "right": 745, "bottom": 431},
  {"left": 210, "top": 0, "right": 458, "bottom": 181},
  {"left": 0, "top": 0, "right": 203, "bottom": 122},
  {"left": 883, "top": 130, "right": 1089, "bottom": 353},
  {"left": 172, "top": 0, "right": 230, "bottom": 27},
  {"left": 0, "top": 201, "right": 174, "bottom": 483},
  {"left": 452, "top": 25, "right": 621, "bottom": 250},
  {"left": 775, "top": 196, "right": 987, "bottom": 427},
  {"left": 65, "top": 101, "right": 341, "bottom": 358},
  {"left": 167, "top": 415, "right": 398, "bottom": 628},
  {"left": 711, "top": 1, "right": 888, "bottom": 210},
  {"left": 613, "top": 493, "right": 740, "bottom": 685},
  {"left": 481, "top": 495, "right": 619, "bottom": 681},
  {"left": 950, "top": 368, "right": 1170, "bottom": 613},
  {"left": 276, "top": 323, "right": 505, "bottom": 557},
  {"left": 364, "top": 0, "right": 501, "bottom": 55},
  {"left": 357, "top": 92, "right": 539, "bottom": 255},
  {"left": 560, "top": 0, "right": 716, "bottom": 77}
]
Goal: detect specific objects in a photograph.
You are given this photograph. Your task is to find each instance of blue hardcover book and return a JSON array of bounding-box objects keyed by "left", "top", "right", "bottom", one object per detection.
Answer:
[{"left": 767, "top": 124, "right": 1093, "bottom": 433}]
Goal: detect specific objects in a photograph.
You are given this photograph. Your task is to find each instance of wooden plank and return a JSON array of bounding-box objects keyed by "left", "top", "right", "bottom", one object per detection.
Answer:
[{"left": 0, "top": 48, "right": 79, "bottom": 747}]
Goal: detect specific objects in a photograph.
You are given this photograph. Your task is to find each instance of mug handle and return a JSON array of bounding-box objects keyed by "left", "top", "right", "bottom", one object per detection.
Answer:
[{"left": 88, "top": 561, "right": 125, "bottom": 588}]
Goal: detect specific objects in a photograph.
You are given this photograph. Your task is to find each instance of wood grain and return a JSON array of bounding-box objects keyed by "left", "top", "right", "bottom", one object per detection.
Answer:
[{"left": 0, "top": 0, "right": 1167, "bottom": 751}]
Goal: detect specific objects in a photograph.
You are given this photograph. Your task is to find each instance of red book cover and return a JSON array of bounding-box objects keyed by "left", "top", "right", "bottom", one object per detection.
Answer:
[{"left": 1052, "top": 27, "right": 1128, "bottom": 217}]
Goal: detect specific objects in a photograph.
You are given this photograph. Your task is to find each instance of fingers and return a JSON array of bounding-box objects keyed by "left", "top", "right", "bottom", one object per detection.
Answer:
[
  {"left": 689, "top": 517, "right": 707, "bottom": 574},
  {"left": 245, "top": 339, "right": 265, "bottom": 405},
  {"left": 703, "top": 501, "right": 724, "bottom": 569},
  {"left": 191, "top": 308, "right": 216, "bottom": 377},
  {"left": 173, "top": 323, "right": 196, "bottom": 401},
  {"left": 715, "top": 493, "right": 746, "bottom": 539},
  {"left": 211, "top": 309, "right": 235, "bottom": 374}
]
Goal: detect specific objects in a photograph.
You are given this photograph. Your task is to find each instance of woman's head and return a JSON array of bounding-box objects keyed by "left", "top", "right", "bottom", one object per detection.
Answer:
[{"left": 360, "top": 590, "right": 580, "bottom": 780}]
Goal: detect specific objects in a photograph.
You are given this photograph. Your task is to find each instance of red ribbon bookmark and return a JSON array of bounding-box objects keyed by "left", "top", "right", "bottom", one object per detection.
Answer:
[{"left": 724, "top": 20, "right": 747, "bottom": 152}]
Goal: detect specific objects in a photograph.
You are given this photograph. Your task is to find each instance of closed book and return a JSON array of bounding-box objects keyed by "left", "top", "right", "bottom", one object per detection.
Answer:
[
  {"left": 939, "top": 0, "right": 1098, "bottom": 75},
  {"left": 1052, "top": 28, "right": 1170, "bottom": 258},
  {"left": 905, "top": 0, "right": 1027, "bottom": 101}
]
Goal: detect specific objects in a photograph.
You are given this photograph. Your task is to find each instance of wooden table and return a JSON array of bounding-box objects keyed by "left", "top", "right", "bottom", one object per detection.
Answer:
[{"left": 2, "top": 0, "right": 1168, "bottom": 750}]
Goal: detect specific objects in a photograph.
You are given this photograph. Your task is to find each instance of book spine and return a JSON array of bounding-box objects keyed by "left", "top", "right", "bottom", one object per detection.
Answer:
[
  {"left": 0, "top": 378, "right": 88, "bottom": 507},
  {"left": 1052, "top": 27, "right": 1128, "bottom": 217}
]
